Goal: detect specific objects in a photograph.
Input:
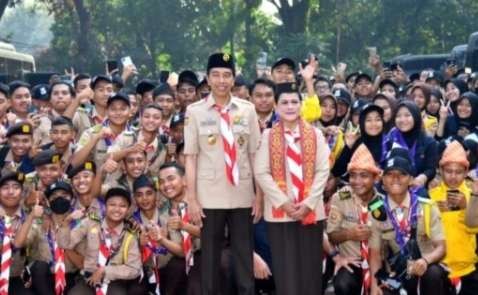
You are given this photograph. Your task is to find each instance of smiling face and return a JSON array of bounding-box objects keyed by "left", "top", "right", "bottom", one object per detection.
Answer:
[
  {"left": 271, "top": 64, "right": 295, "bottom": 84},
  {"left": 275, "top": 92, "right": 301, "bottom": 123},
  {"left": 10, "top": 87, "right": 31, "bottom": 115},
  {"left": 363, "top": 110, "right": 383, "bottom": 136},
  {"left": 107, "top": 100, "right": 130, "bottom": 126},
  {"left": 349, "top": 170, "right": 377, "bottom": 198},
  {"left": 9, "top": 134, "right": 32, "bottom": 158},
  {"left": 158, "top": 166, "right": 186, "bottom": 201},
  {"left": 395, "top": 106, "right": 415, "bottom": 133},
  {"left": 141, "top": 107, "right": 162, "bottom": 133},
  {"left": 36, "top": 163, "right": 62, "bottom": 187},
  {"left": 134, "top": 186, "right": 156, "bottom": 212},
  {"left": 124, "top": 151, "right": 147, "bottom": 179},
  {"left": 0, "top": 180, "right": 22, "bottom": 209},
  {"left": 207, "top": 68, "right": 235, "bottom": 99},
  {"left": 456, "top": 97, "right": 472, "bottom": 119},
  {"left": 105, "top": 196, "right": 129, "bottom": 223},
  {"left": 72, "top": 170, "right": 94, "bottom": 195},
  {"left": 320, "top": 97, "right": 336, "bottom": 123},
  {"left": 382, "top": 170, "right": 412, "bottom": 197},
  {"left": 251, "top": 84, "right": 275, "bottom": 115}
]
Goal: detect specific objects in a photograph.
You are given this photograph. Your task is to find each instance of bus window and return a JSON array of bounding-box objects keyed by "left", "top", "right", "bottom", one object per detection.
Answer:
[
  {"left": 0, "top": 58, "right": 6, "bottom": 73},
  {"left": 6, "top": 59, "right": 22, "bottom": 77}
]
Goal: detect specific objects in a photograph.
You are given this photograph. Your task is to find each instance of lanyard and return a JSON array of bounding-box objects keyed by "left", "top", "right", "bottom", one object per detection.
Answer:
[{"left": 383, "top": 190, "right": 419, "bottom": 253}]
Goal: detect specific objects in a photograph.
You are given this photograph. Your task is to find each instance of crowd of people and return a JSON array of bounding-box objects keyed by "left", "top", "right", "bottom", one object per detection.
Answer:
[{"left": 0, "top": 49, "right": 478, "bottom": 295}]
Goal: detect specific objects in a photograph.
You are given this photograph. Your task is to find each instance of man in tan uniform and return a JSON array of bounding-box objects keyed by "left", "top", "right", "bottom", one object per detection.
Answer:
[
  {"left": 369, "top": 155, "right": 447, "bottom": 295},
  {"left": 327, "top": 144, "right": 383, "bottom": 295},
  {"left": 57, "top": 187, "right": 145, "bottom": 295},
  {"left": 71, "top": 92, "right": 131, "bottom": 169},
  {"left": 184, "top": 52, "right": 261, "bottom": 295}
]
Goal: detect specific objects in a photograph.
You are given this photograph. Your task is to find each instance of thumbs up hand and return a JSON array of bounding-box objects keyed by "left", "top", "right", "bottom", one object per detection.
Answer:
[{"left": 167, "top": 209, "right": 183, "bottom": 230}]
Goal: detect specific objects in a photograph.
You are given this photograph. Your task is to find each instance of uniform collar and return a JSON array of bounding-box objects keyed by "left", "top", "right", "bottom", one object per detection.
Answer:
[
  {"left": 139, "top": 209, "right": 159, "bottom": 225},
  {"left": 0, "top": 205, "right": 23, "bottom": 219},
  {"left": 101, "top": 220, "right": 124, "bottom": 236},
  {"left": 388, "top": 192, "right": 410, "bottom": 210},
  {"left": 206, "top": 94, "right": 239, "bottom": 110}
]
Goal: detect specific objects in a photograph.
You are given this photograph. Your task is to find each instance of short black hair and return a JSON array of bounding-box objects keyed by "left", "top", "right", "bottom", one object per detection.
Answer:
[
  {"left": 73, "top": 73, "right": 91, "bottom": 89},
  {"left": 141, "top": 103, "right": 163, "bottom": 115},
  {"left": 49, "top": 81, "right": 75, "bottom": 99},
  {"left": 249, "top": 78, "right": 276, "bottom": 95},
  {"left": 51, "top": 116, "right": 74, "bottom": 129},
  {"left": 159, "top": 162, "right": 185, "bottom": 176},
  {"left": 314, "top": 76, "right": 331, "bottom": 89}
]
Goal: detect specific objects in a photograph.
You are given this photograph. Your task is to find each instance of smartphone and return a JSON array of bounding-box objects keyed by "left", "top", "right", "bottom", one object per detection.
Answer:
[
  {"left": 390, "top": 63, "right": 399, "bottom": 71},
  {"left": 256, "top": 51, "right": 268, "bottom": 70},
  {"left": 106, "top": 60, "right": 118, "bottom": 73},
  {"left": 465, "top": 67, "right": 472, "bottom": 74},
  {"left": 447, "top": 189, "right": 460, "bottom": 211},
  {"left": 121, "top": 56, "right": 134, "bottom": 67},
  {"left": 367, "top": 46, "right": 377, "bottom": 57}
]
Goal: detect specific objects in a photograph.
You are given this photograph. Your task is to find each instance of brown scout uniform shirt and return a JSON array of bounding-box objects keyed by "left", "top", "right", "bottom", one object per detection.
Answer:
[
  {"left": 184, "top": 95, "right": 261, "bottom": 209},
  {"left": 369, "top": 193, "right": 445, "bottom": 262},
  {"left": 57, "top": 219, "right": 142, "bottom": 281},
  {"left": 327, "top": 186, "right": 382, "bottom": 258},
  {"left": 0, "top": 206, "right": 27, "bottom": 278}
]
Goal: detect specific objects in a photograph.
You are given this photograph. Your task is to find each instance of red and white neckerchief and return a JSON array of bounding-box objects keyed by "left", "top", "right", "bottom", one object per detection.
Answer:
[
  {"left": 394, "top": 205, "right": 408, "bottom": 234},
  {"left": 358, "top": 205, "right": 371, "bottom": 295},
  {"left": 52, "top": 232, "right": 66, "bottom": 295},
  {"left": 0, "top": 216, "right": 13, "bottom": 295},
  {"left": 450, "top": 277, "right": 462, "bottom": 294},
  {"left": 214, "top": 104, "right": 239, "bottom": 186},
  {"left": 284, "top": 130, "right": 304, "bottom": 204},
  {"left": 96, "top": 228, "right": 113, "bottom": 295},
  {"left": 178, "top": 203, "right": 194, "bottom": 274}
]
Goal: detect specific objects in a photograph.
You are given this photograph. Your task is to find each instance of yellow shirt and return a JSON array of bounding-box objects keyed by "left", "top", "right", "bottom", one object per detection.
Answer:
[
  {"left": 429, "top": 181, "right": 478, "bottom": 278},
  {"left": 301, "top": 94, "right": 321, "bottom": 123}
]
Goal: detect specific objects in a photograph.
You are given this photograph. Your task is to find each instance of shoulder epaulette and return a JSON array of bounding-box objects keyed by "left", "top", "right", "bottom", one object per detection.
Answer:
[
  {"left": 188, "top": 99, "right": 206, "bottom": 108},
  {"left": 418, "top": 197, "right": 433, "bottom": 204},
  {"left": 87, "top": 212, "right": 101, "bottom": 222},
  {"left": 338, "top": 189, "right": 352, "bottom": 200}
]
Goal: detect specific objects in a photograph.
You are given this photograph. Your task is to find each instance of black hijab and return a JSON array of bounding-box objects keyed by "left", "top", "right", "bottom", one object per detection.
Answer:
[{"left": 394, "top": 101, "right": 423, "bottom": 147}]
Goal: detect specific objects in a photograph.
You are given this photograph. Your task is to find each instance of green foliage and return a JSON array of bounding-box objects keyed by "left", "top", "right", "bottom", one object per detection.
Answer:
[{"left": 19, "top": 0, "right": 478, "bottom": 79}]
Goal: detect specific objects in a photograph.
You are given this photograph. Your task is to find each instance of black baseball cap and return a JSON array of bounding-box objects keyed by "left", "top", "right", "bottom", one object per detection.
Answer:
[
  {"left": 105, "top": 187, "right": 131, "bottom": 206},
  {"left": 45, "top": 181, "right": 73, "bottom": 199},
  {"left": 107, "top": 92, "right": 130, "bottom": 107},
  {"left": 383, "top": 156, "right": 413, "bottom": 175},
  {"left": 272, "top": 57, "right": 296, "bottom": 71}
]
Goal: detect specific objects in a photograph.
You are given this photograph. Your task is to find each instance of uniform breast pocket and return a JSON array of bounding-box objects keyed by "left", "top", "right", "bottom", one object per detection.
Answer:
[
  {"left": 198, "top": 126, "right": 220, "bottom": 150},
  {"left": 233, "top": 124, "right": 250, "bottom": 150}
]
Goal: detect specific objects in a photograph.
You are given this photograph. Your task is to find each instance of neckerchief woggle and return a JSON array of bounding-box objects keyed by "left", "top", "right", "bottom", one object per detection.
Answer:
[{"left": 383, "top": 189, "right": 419, "bottom": 253}]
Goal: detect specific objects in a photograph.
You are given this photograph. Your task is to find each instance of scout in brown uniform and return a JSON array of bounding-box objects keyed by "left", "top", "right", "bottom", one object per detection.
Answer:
[
  {"left": 58, "top": 187, "right": 145, "bottom": 295},
  {"left": 159, "top": 163, "right": 201, "bottom": 295},
  {"left": 132, "top": 174, "right": 185, "bottom": 295},
  {"left": 71, "top": 92, "right": 131, "bottom": 169},
  {"left": 41, "top": 116, "right": 76, "bottom": 169},
  {"left": 35, "top": 81, "right": 77, "bottom": 147},
  {"left": 72, "top": 75, "right": 113, "bottom": 139},
  {"left": 136, "top": 79, "right": 157, "bottom": 107},
  {"left": 109, "top": 103, "right": 166, "bottom": 176},
  {"left": 68, "top": 161, "right": 105, "bottom": 221},
  {"left": 327, "top": 144, "right": 383, "bottom": 295},
  {"left": 369, "top": 155, "right": 447, "bottom": 295},
  {"left": 184, "top": 52, "right": 261, "bottom": 295},
  {"left": 177, "top": 70, "right": 199, "bottom": 112},
  {"left": 23, "top": 149, "right": 65, "bottom": 208},
  {"left": 0, "top": 122, "right": 35, "bottom": 175},
  {"left": 102, "top": 150, "right": 148, "bottom": 197},
  {"left": 254, "top": 82, "right": 330, "bottom": 295},
  {"left": 0, "top": 172, "right": 41, "bottom": 295},
  {"left": 17, "top": 181, "right": 79, "bottom": 294},
  {"left": 154, "top": 84, "right": 176, "bottom": 132}
]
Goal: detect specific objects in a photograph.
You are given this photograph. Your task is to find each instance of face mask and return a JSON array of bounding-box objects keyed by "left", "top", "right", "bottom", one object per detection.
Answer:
[{"left": 50, "top": 197, "right": 71, "bottom": 214}]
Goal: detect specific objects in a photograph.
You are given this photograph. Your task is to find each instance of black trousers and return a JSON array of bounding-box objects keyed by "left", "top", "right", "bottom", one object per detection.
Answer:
[
  {"left": 8, "top": 276, "right": 34, "bottom": 295},
  {"left": 457, "top": 269, "right": 478, "bottom": 295},
  {"left": 201, "top": 208, "right": 254, "bottom": 295},
  {"left": 382, "top": 263, "right": 448, "bottom": 295},
  {"left": 267, "top": 220, "right": 324, "bottom": 295},
  {"left": 333, "top": 265, "right": 362, "bottom": 295},
  {"left": 68, "top": 278, "right": 146, "bottom": 295},
  {"left": 29, "top": 260, "right": 80, "bottom": 295}
]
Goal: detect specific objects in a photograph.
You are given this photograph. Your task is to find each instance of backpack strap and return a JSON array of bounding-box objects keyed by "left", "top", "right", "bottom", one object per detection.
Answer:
[{"left": 122, "top": 231, "right": 135, "bottom": 263}]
